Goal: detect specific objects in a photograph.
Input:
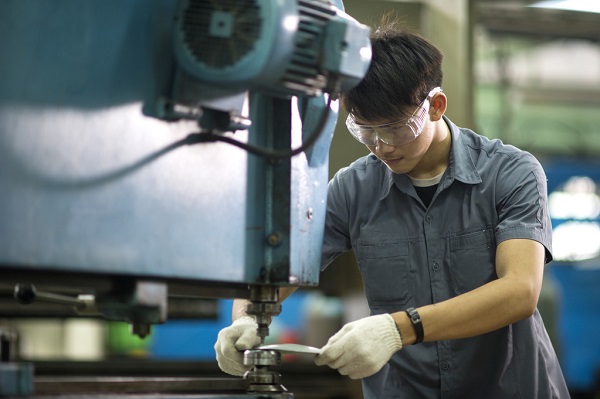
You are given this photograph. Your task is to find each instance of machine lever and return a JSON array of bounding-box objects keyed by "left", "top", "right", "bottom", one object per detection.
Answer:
[{"left": 13, "top": 283, "right": 93, "bottom": 311}]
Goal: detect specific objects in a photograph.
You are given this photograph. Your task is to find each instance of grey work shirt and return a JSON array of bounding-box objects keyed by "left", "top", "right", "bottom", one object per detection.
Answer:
[{"left": 322, "top": 117, "right": 570, "bottom": 399}]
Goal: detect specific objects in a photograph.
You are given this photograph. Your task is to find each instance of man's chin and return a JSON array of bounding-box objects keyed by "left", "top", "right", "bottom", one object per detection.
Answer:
[{"left": 383, "top": 160, "right": 411, "bottom": 175}]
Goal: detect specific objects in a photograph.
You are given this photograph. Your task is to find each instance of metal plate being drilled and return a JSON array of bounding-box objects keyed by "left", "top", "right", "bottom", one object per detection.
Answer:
[{"left": 256, "top": 344, "right": 321, "bottom": 355}]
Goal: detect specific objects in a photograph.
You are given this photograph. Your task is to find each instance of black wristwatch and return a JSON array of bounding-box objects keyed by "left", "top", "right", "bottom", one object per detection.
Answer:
[{"left": 405, "top": 307, "right": 424, "bottom": 344}]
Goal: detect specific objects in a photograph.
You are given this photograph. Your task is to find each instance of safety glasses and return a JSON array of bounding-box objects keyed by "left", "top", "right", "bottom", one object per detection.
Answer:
[{"left": 345, "top": 87, "right": 443, "bottom": 146}]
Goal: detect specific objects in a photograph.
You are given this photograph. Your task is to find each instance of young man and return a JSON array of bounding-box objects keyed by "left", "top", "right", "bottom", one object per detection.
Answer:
[{"left": 215, "top": 19, "right": 570, "bottom": 398}]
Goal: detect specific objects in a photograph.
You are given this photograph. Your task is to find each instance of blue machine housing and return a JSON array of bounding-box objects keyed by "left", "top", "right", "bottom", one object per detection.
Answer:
[{"left": 0, "top": 0, "right": 340, "bottom": 291}]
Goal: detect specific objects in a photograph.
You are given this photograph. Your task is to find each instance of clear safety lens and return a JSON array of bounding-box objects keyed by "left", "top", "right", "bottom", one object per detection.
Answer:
[{"left": 346, "top": 87, "right": 442, "bottom": 146}]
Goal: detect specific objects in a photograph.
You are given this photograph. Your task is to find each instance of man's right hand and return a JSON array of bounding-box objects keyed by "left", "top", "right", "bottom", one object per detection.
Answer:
[{"left": 214, "top": 316, "right": 261, "bottom": 376}]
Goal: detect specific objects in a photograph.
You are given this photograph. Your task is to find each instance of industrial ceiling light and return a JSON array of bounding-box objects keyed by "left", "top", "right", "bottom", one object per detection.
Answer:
[{"left": 529, "top": 0, "right": 600, "bottom": 14}]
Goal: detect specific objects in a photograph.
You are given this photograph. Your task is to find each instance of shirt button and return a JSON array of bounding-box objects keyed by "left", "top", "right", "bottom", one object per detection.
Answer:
[
  {"left": 425, "top": 214, "right": 433, "bottom": 222},
  {"left": 432, "top": 262, "right": 439, "bottom": 271},
  {"left": 441, "top": 361, "right": 450, "bottom": 371}
]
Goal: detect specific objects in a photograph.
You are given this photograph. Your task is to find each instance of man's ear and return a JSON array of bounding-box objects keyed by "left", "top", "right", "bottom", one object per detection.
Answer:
[{"left": 430, "top": 92, "right": 447, "bottom": 121}]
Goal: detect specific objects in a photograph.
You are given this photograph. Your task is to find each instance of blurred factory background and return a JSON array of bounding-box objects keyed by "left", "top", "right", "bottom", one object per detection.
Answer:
[{"left": 1, "top": 1, "right": 600, "bottom": 398}]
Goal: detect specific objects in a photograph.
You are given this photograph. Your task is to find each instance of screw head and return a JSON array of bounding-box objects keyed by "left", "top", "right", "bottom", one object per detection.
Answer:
[
  {"left": 306, "top": 208, "right": 314, "bottom": 220},
  {"left": 267, "top": 233, "right": 280, "bottom": 246}
]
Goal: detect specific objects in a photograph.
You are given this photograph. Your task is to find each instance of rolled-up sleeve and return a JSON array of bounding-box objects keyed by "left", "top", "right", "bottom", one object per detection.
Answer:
[{"left": 494, "top": 152, "right": 553, "bottom": 262}]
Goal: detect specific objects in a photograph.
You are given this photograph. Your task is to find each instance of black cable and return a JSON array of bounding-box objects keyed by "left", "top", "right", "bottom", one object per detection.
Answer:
[
  {"left": 189, "top": 93, "right": 334, "bottom": 160},
  {"left": 35, "top": 134, "right": 201, "bottom": 190},
  {"left": 37, "top": 92, "right": 334, "bottom": 189}
]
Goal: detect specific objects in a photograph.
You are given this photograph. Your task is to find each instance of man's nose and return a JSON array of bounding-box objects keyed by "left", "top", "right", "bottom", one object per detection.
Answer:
[{"left": 375, "top": 138, "right": 396, "bottom": 154}]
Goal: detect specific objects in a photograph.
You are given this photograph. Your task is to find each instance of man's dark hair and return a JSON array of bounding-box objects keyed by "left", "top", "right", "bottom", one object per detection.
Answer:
[{"left": 341, "top": 16, "right": 443, "bottom": 122}]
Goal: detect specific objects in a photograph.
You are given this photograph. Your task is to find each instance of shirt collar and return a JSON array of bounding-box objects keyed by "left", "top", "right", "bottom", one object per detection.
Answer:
[
  {"left": 445, "top": 115, "right": 482, "bottom": 185},
  {"left": 378, "top": 116, "right": 481, "bottom": 200}
]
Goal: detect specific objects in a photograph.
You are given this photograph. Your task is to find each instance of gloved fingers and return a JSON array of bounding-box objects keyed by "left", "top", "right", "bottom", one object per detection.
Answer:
[
  {"left": 214, "top": 339, "right": 249, "bottom": 376},
  {"left": 313, "top": 353, "right": 327, "bottom": 367},
  {"left": 314, "top": 341, "right": 343, "bottom": 366},
  {"left": 215, "top": 337, "right": 242, "bottom": 359},
  {"left": 319, "top": 349, "right": 381, "bottom": 380},
  {"left": 234, "top": 328, "right": 261, "bottom": 351},
  {"left": 337, "top": 362, "right": 360, "bottom": 378},
  {"left": 318, "top": 343, "right": 361, "bottom": 371},
  {"left": 316, "top": 314, "right": 402, "bottom": 380},
  {"left": 324, "top": 354, "right": 349, "bottom": 370},
  {"left": 314, "top": 326, "right": 352, "bottom": 366},
  {"left": 326, "top": 322, "right": 354, "bottom": 345},
  {"left": 216, "top": 355, "right": 250, "bottom": 376},
  {"left": 338, "top": 362, "right": 380, "bottom": 380},
  {"left": 216, "top": 325, "right": 242, "bottom": 346}
]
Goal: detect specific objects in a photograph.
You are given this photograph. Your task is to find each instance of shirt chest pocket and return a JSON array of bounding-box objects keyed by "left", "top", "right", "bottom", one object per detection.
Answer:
[
  {"left": 448, "top": 228, "right": 496, "bottom": 294},
  {"left": 354, "top": 241, "right": 411, "bottom": 309}
]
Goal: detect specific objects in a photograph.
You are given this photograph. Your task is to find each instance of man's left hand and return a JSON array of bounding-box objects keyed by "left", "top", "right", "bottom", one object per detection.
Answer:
[{"left": 314, "top": 313, "right": 403, "bottom": 379}]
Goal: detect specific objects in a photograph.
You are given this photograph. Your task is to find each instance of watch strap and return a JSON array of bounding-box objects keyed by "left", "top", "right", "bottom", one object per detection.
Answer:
[{"left": 405, "top": 307, "right": 424, "bottom": 344}]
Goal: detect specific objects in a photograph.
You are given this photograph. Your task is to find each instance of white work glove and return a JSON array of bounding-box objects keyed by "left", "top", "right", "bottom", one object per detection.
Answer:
[
  {"left": 214, "top": 316, "right": 261, "bottom": 376},
  {"left": 314, "top": 313, "right": 403, "bottom": 379}
]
